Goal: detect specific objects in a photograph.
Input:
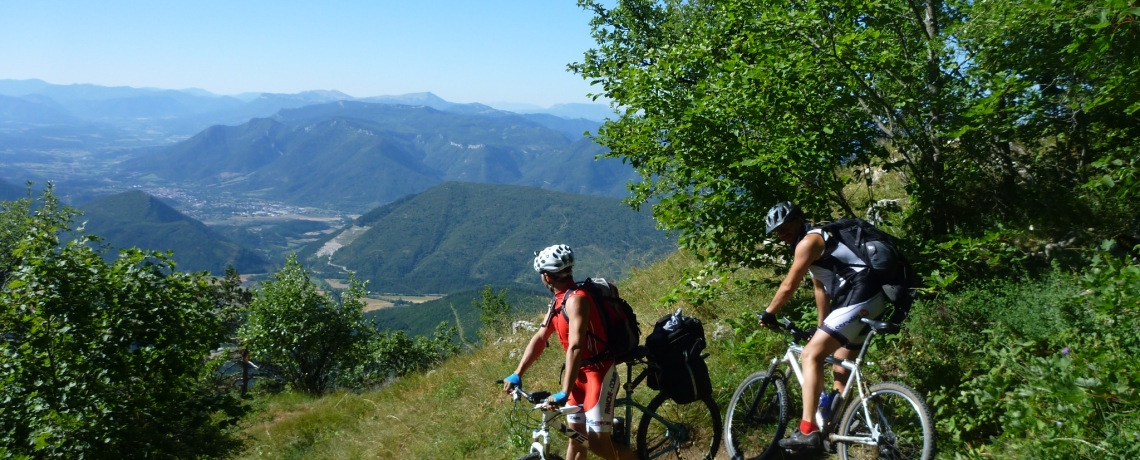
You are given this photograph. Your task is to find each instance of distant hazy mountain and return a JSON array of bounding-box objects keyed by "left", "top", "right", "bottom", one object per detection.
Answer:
[
  {"left": 518, "top": 113, "right": 601, "bottom": 140},
  {"left": 0, "top": 178, "right": 24, "bottom": 201},
  {"left": 0, "top": 94, "right": 80, "bottom": 126},
  {"left": 300, "top": 182, "right": 674, "bottom": 294},
  {"left": 79, "top": 190, "right": 268, "bottom": 275},
  {"left": 488, "top": 101, "right": 616, "bottom": 122},
  {"left": 122, "top": 101, "right": 636, "bottom": 211}
]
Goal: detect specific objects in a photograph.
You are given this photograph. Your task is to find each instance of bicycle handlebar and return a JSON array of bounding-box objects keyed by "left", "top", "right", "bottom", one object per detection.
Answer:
[
  {"left": 495, "top": 379, "right": 551, "bottom": 404},
  {"left": 755, "top": 312, "right": 816, "bottom": 342}
]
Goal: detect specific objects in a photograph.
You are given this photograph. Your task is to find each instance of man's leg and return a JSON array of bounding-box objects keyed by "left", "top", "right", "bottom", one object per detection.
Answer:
[
  {"left": 587, "top": 430, "right": 637, "bottom": 460},
  {"left": 566, "top": 422, "right": 588, "bottom": 460},
  {"left": 801, "top": 329, "right": 844, "bottom": 424},
  {"left": 833, "top": 346, "right": 856, "bottom": 392},
  {"left": 779, "top": 328, "right": 845, "bottom": 451}
]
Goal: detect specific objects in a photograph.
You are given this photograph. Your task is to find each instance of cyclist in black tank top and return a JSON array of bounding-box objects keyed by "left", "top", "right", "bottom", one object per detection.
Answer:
[{"left": 755, "top": 202, "right": 887, "bottom": 452}]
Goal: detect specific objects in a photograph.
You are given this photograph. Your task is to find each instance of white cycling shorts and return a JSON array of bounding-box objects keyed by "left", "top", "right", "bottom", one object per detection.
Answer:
[
  {"left": 565, "top": 360, "right": 620, "bottom": 433},
  {"left": 820, "top": 291, "right": 887, "bottom": 349}
]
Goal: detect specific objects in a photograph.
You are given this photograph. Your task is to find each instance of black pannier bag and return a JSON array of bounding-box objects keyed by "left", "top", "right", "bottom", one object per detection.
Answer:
[{"left": 645, "top": 309, "right": 713, "bottom": 405}]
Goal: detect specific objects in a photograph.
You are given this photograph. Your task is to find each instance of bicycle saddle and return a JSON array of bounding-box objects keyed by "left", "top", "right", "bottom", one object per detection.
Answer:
[{"left": 860, "top": 318, "right": 901, "bottom": 334}]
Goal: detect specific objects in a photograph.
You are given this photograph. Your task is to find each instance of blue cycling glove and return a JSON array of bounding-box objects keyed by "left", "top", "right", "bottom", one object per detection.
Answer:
[
  {"left": 503, "top": 373, "right": 521, "bottom": 388},
  {"left": 549, "top": 391, "right": 568, "bottom": 405}
]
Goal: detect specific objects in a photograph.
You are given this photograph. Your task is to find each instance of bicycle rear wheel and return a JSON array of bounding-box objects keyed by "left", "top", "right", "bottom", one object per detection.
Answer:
[
  {"left": 636, "top": 392, "right": 722, "bottom": 459},
  {"left": 723, "top": 371, "right": 789, "bottom": 460},
  {"left": 837, "top": 381, "right": 935, "bottom": 460},
  {"left": 515, "top": 452, "right": 566, "bottom": 460}
]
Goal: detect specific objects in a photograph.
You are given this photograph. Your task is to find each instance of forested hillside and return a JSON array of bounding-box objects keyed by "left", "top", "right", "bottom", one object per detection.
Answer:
[
  {"left": 366, "top": 285, "right": 549, "bottom": 342},
  {"left": 80, "top": 190, "right": 267, "bottom": 274},
  {"left": 120, "top": 101, "right": 632, "bottom": 211},
  {"left": 301, "top": 181, "right": 674, "bottom": 294}
]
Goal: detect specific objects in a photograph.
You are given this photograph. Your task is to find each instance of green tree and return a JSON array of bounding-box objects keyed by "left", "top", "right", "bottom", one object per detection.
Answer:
[
  {"left": 239, "top": 255, "right": 374, "bottom": 395},
  {"left": 339, "top": 321, "right": 462, "bottom": 388},
  {"left": 212, "top": 264, "right": 253, "bottom": 341},
  {"left": 475, "top": 285, "right": 512, "bottom": 336},
  {"left": 572, "top": 0, "right": 1139, "bottom": 271},
  {"left": 0, "top": 188, "right": 244, "bottom": 458}
]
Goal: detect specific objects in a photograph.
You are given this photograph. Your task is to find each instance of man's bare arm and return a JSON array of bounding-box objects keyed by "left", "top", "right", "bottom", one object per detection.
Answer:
[
  {"left": 559, "top": 294, "right": 589, "bottom": 396},
  {"left": 764, "top": 233, "right": 825, "bottom": 315}
]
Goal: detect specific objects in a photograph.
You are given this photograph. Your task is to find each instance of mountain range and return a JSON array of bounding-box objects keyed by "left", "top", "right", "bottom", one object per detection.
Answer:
[
  {"left": 0, "top": 79, "right": 612, "bottom": 132},
  {"left": 120, "top": 101, "right": 633, "bottom": 212},
  {"left": 0, "top": 178, "right": 24, "bottom": 201},
  {"left": 79, "top": 190, "right": 268, "bottom": 275},
  {"left": 299, "top": 181, "right": 674, "bottom": 294}
]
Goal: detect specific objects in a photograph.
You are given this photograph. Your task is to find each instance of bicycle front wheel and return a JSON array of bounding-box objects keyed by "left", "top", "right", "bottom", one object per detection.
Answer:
[
  {"left": 515, "top": 452, "right": 566, "bottom": 460},
  {"left": 635, "top": 392, "right": 722, "bottom": 459},
  {"left": 723, "top": 371, "right": 789, "bottom": 460},
  {"left": 837, "top": 381, "right": 935, "bottom": 460}
]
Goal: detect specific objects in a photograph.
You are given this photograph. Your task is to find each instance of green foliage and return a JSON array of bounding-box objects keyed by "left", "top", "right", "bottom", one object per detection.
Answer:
[
  {"left": 239, "top": 255, "right": 374, "bottom": 395},
  {"left": 572, "top": 0, "right": 1140, "bottom": 280},
  {"left": 475, "top": 285, "right": 512, "bottom": 336},
  {"left": 339, "top": 322, "right": 463, "bottom": 389},
  {"left": 212, "top": 264, "right": 253, "bottom": 341},
  {"left": 0, "top": 188, "right": 245, "bottom": 458},
  {"left": 80, "top": 190, "right": 268, "bottom": 275},
  {"left": 308, "top": 182, "right": 674, "bottom": 294},
  {"left": 375, "top": 322, "right": 462, "bottom": 378},
  {"left": 884, "top": 246, "right": 1140, "bottom": 458}
]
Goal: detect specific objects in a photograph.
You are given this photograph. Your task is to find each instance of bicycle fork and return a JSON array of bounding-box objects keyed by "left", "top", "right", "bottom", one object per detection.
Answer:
[{"left": 531, "top": 406, "right": 591, "bottom": 458}]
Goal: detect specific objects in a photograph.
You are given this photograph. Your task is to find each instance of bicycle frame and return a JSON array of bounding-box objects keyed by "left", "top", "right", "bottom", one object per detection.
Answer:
[
  {"left": 756, "top": 323, "right": 882, "bottom": 448},
  {"left": 614, "top": 357, "right": 694, "bottom": 458},
  {"left": 506, "top": 386, "right": 590, "bottom": 458}
]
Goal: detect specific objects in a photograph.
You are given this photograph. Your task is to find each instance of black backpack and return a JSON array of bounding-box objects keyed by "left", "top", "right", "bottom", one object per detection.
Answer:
[
  {"left": 645, "top": 310, "right": 713, "bottom": 405},
  {"left": 819, "top": 218, "right": 916, "bottom": 322},
  {"left": 553, "top": 278, "right": 641, "bottom": 364}
]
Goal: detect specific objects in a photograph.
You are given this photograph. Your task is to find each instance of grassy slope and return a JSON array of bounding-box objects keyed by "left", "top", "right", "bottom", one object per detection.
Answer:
[
  {"left": 236, "top": 244, "right": 1103, "bottom": 458},
  {"left": 236, "top": 251, "right": 776, "bottom": 459}
]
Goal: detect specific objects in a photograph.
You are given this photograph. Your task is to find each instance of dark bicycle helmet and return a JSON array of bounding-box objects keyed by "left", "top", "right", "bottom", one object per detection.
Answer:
[{"left": 765, "top": 201, "right": 803, "bottom": 234}]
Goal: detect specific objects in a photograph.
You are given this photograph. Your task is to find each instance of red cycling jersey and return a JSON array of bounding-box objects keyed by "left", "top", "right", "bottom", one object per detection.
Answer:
[
  {"left": 544, "top": 286, "right": 619, "bottom": 432},
  {"left": 546, "top": 287, "right": 611, "bottom": 370}
]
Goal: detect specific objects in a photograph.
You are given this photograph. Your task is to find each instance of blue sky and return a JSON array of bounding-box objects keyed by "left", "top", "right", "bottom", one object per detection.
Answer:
[{"left": 0, "top": 1, "right": 604, "bottom": 106}]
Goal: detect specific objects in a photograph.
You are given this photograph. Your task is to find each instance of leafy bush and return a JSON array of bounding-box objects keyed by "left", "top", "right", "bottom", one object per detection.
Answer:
[
  {"left": 239, "top": 255, "right": 375, "bottom": 395},
  {"left": 340, "top": 322, "right": 462, "bottom": 388},
  {"left": 887, "top": 244, "right": 1140, "bottom": 458},
  {"left": 476, "top": 285, "right": 512, "bottom": 337},
  {"left": 0, "top": 189, "right": 245, "bottom": 458}
]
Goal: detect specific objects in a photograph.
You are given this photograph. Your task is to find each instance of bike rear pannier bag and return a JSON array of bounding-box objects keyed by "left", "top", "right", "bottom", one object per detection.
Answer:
[{"left": 645, "top": 310, "right": 712, "bottom": 405}]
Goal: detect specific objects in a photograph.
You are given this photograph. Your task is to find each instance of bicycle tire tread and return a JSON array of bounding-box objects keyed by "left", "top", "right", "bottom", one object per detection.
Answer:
[{"left": 837, "top": 381, "right": 935, "bottom": 460}]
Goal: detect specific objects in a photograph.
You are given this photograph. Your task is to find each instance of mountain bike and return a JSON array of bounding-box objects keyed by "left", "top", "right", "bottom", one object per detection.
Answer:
[
  {"left": 499, "top": 345, "right": 722, "bottom": 460},
  {"left": 500, "top": 384, "right": 589, "bottom": 460},
  {"left": 723, "top": 317, "right": 934, "bottom": 460}
]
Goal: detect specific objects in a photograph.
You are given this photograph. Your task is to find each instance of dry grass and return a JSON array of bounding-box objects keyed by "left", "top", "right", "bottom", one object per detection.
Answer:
[{"left": 235, "top": 250, "right": 794, "bottom": 459}]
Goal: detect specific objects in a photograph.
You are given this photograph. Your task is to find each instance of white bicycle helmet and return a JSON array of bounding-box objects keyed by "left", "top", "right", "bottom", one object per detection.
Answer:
[{"left": 533, "top": 244, "right": 574, "bottom": 273}]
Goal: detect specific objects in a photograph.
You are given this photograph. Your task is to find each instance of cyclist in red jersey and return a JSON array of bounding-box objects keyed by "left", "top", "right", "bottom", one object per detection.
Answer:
[{"left": 503, "top": 244, "right": 636, "bottom": 460}]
